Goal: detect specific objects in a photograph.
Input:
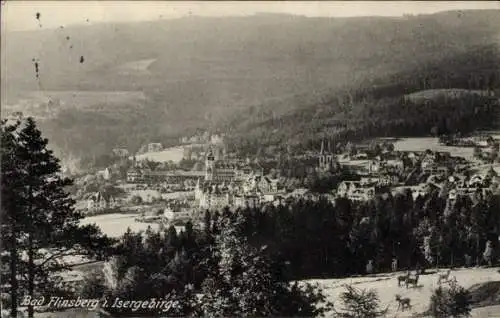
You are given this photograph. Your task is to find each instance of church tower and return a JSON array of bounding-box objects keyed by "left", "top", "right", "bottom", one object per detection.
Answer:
[
  {"left": 205, "top": 149, "right": 215, "bottom": 181},
  {"left": 318, "top": 139, "right": 335, "bottom": 172}
]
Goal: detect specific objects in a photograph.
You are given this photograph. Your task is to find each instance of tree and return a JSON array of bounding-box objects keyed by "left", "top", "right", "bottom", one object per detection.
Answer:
[
  {"left": 1, "top": 117, "right": 113, "bottom": 318},
  {"left": 198, "top": 214, "right": 331, "bottom": 316},
  {"left": 429, "top": 281, "right": 471, "bottom": 318},
  {"left": 473, "top": 147, "right": 482, "bottom": 159},
  {"left": 130, "top": 195, "right": 143, "bottom": 205},
  {"left": 336, "top": 284, "right": 388, "bottom": 318}
]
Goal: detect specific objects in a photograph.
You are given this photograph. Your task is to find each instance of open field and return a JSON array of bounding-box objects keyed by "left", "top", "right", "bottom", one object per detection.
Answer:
[
  {"left": 80, "top": 213, "right": 185, "bottom": 238},
  {"left": 81, "top": 213, "right": 158, "bottom": 237},
  {"left": 303, "top": 267, "right": 500, "bottom": 317},
  {"left": 117, "top": 58, "right": 156, "bottom": 74},
  {"left": 392, "top": 137, "right": 475, "bottom": 160},
  {"left": 134, "top": 146, "right": 185, "bottom": 163}
]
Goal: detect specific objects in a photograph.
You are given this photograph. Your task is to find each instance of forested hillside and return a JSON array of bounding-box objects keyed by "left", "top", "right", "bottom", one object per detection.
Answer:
[
  {"left": 225, "top": 43, "right": 500, "bottom": 154},
  {"left": 2, "top": 10, "right": 499, "bottom": 163}
]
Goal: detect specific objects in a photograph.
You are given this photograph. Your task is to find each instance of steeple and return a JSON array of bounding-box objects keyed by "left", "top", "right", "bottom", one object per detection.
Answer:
[
  {"left": 328, "top": 140, "right": 332, "bottom": 153},
  {"left": 320, "top": 140, "right": 325, "bottom": 155}
]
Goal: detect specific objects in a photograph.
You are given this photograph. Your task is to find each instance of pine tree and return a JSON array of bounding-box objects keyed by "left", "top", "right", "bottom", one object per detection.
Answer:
[
  {"left": 1, "top": 117, "right": 113, "bottom": 318},
  {"left": 199, "top": 213, "right": 331, "bottom": 316}
]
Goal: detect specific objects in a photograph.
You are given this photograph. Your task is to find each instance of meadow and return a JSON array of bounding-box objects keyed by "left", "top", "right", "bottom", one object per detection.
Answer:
[{"left": 304, "top": 267, "right": 500, "bottom": 317}]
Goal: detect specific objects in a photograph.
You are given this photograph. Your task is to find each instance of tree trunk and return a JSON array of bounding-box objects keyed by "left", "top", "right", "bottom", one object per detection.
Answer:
[
  {"left": 476, "top": 237, "right": 480, "bottom": 267},
  {"left": 28, "top": 234, "right": 34, "bottom": 318},
  {"left": 9, "top": 236, "right": 18, "bottom": 318}
]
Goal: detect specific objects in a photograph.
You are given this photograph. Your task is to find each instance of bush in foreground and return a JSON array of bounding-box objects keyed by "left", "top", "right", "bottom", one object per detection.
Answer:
[{"left": 429, "top": 280, "right": 471, "bottom": 318}]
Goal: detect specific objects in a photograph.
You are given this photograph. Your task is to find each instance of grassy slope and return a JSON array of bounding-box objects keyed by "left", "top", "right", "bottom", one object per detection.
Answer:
[{"left": 303, "top": 267, "right": 500, "bottom": 317}]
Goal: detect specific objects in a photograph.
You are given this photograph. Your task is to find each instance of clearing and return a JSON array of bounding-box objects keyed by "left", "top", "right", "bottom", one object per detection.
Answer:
[
  {"left": 304, "top": 267, "right": 500, "bottom": 317},
  {"left": 133, "top": 146, "right": 185, "bottom": 163},
  {"left": 392, "top": 137, "right": 475, "bottom": 160}
]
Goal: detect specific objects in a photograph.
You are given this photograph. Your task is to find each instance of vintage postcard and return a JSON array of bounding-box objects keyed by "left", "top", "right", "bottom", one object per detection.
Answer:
[{"left": 1, "top": 1, "right": 500, "bottom": 317}]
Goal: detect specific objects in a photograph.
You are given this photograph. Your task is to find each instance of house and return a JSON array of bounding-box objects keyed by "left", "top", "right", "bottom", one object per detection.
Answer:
[
  {"left": 384, "top": 159, "right": 405, "bottom": 173},
  {"left": 337, "top": 181, "right": 375, "bottom": 201},
  {"left": 234, "top": 194, "right": 261, "bottom": 208},
  {"left": 368, "top": 160, "right": 382, "bottom": 174},
  {"left": 379, "top": 174, "right": 400, "bottom": 186},
  {"left": 349, "top": 187, "right": 376, "bottom": 201},
  {"left": 423, "top": 164, "right": 450, "bottom": 176},
  {"left": 353, "top": 152, "right": 369, "bottom": 160},
  {"left": 421, "top": 153, "right": 437, "bottom": 170},
  {"left": 360, "top": 177, "right": 379, "bottom": 186},
  {"left": 112, "top": 148, "right": 129, "bottom": 158},
  {"left": 243, "top": 175, "right": 278, "bottom": 194},
  {"left": 197, "top": 183, "right": 234, "bottom": 210},
  {"left": 99, "top": 168, "right": 112, "bottom": 181},
  {"left": 126, "top": 168, "right": 143, "bottom": 183},
  {"left": 86, "top": 192, "right": 116, "bottom": 211},
  {"left": 147, "top": 143, "right": 163, "bottom": 153},
  {"left": 164, "top": 206, "right": 192, "bottom": 220}
]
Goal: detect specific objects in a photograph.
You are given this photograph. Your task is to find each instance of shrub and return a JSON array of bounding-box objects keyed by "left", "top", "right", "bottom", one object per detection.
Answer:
[
  {"left": 336, "top": 284, "right": 388, "bottom": 318},
  {"left": 429, "top": 281, "right": 471, "bottom": 317}
]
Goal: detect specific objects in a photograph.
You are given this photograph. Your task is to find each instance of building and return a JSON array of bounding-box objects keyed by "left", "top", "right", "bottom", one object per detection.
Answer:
[
  {"left": 242, "top": 175, "right": 279, "bottom": 194},
  {"left": 112, "top": 148, "right": 129, "bottom": 158},
  {"left": 197, "top": 183, "right": 233, "bottom": 210},
  {"left": 147, "top": 143, "right": 163, "bottom": 153},
  {"left": 86, "top": 191, "right": 117, "bottom": 211},
  {"left": 126, "top": 168, "right": 143, "bottom": 183},
  {"left": 369, "top": 160, "right": 382, "bottom": 174},
  {"left": 337, "top": 181, "right": 376, "bottom": 202},
  {"left": 204, "top": 149, "right": 261, "bottom": 183},
  {"left": 384, "top": 159, "right": 405, "bottom": 173},
  {"left": 423, "top": 164, "right": 450, "bottom": 176},
  {"left": 164, "top": 206, "right": 192, "bottom": 221},
  {"left": 318, "top": 140, "right": 337, "bottom": 172},
  {"left": 421, "top": 153, "right": 437, "bottom": 170}
]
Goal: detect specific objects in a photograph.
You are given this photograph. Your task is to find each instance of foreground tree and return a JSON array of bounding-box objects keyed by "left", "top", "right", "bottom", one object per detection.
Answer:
[
  {"left": 1, "top": 117, "right": 113, "bottom": 318},
  {"left": 336, "top": 284, "right": 388, "bottom": 318},
  {"left": 199, "top": 214, "right": 332, "bottom": 317},
  {"left": 429, "top": 280, "right": 471, "bottom": 318}
]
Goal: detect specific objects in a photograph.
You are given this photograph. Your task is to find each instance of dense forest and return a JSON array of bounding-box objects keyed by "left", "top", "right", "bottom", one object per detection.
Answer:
[{"left": 72, "top": 188, "right": 500, "bottom": 316}]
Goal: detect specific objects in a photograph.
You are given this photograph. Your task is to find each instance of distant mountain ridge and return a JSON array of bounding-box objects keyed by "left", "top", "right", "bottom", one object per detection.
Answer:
[{"left": 2, "top": 10, "right": 499, "bottom": 164}]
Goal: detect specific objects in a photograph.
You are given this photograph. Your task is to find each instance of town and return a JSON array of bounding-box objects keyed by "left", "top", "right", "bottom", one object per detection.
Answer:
[{"left": 73, "top": 130, "right": 500, "bottom": 234}]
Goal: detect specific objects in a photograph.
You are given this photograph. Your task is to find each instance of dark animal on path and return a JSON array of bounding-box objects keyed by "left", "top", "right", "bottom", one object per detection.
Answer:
[
  {"left": 397, "top": 271, "right": 410, "bottom": 287},
  {"left": 437, "top": 269, "right": 452, "bottom": 285},
  {"left": 405, "top": 273, "right": 419, "bottom": 289},
  {"left": 395, "top": 294, "right": 412, "bottom": 311}
]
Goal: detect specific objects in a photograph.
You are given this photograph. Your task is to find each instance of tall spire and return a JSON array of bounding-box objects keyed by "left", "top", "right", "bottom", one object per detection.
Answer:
[
  {"left": 328, "top": 140, "right": 331, "bottom": 153},
  {"left": 320, "top": 139, "right": 324, "bottom": 155}
]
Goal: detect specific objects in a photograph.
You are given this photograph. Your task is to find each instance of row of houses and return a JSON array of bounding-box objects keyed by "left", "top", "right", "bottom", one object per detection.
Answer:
[
  {"left": 194, "top": 173, "right": 282, "bottom": 210},
  {"left": 126, "top": 169, "right": 205, "bottom": 184}
]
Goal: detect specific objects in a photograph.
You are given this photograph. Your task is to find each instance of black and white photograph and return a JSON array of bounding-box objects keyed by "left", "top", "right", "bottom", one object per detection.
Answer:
[{"left": 1, "top": 1, "right": 500, "bottom": 317}]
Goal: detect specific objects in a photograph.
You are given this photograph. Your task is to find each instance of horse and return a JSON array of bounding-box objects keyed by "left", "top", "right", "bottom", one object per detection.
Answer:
[
  {"left": 397, "top": 271, "right": 410, "bottom": 287},
  {"left": 405, "top": 273, "right": 419, "bottom": 289},
  {"left": 437, "top": 269, "right": 452, "bottom": 285},
  {"left": 395, "top": 294, "right": 412, "bottom": 311}
]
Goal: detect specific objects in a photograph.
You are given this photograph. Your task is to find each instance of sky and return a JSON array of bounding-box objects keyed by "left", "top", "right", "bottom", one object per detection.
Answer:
[{"left": 2, "top": 1, "right": 499, "bottom": 31}]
